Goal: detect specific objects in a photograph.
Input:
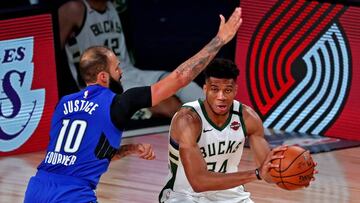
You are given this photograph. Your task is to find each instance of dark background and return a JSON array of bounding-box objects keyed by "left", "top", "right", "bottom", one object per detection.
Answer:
[{"left": 120, "top": 0, "right": 239, "bottom": 86}]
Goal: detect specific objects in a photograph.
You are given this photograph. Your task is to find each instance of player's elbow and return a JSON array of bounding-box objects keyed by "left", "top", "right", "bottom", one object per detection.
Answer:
[
  {"left": 189, "top": 177, "right": 209, "bottom": 193},
  {"left": 190, "top": 183, "right": 207, "bottom": 193}
]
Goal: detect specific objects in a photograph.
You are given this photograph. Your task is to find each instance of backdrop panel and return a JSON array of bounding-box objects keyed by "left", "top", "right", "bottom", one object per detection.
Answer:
[
  {"left": 236, "top": 0, "right": 360, "bottom": 140},
  {"left": 0, "top": 11, "right": 58, "bottom": 155}
]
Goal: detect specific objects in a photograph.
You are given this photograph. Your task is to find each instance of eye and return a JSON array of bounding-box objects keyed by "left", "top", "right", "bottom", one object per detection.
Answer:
[{"left": 225, "top": 88, "right": 233, "bottom": 93}]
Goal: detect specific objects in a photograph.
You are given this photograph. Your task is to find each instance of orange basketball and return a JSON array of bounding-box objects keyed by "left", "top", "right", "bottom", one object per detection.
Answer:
[{"left": 269, "top": 145, "right": 315, "bottom": 190}]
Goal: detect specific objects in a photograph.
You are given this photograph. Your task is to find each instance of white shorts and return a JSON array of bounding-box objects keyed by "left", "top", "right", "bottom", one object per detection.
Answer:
[{"left": 162, "top": 186, "right": 253, "bottom": 203}]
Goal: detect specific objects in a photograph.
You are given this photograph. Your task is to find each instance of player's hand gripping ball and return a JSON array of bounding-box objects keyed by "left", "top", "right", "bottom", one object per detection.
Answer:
[{"left": 269, "top": 146, "right": 315, "bottom": 190}]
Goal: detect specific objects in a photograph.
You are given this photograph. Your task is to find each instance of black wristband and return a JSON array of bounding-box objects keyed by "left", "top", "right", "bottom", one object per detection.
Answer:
[{"left": 255, "top": 168, "right": 262, "bottom": 180}]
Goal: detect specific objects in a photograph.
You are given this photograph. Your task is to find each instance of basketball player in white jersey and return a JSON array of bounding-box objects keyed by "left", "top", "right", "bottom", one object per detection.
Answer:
[
  {"left": 58, "top": 0, "right": 205, "bottom": 118},
  {"left": 159, "top": 59, "right": 289, "bottom": 203}
]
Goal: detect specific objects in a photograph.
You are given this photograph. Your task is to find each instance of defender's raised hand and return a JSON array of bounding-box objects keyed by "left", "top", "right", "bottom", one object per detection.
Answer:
[
  {"left": 150, "top": 7, "right": 243, "bottom": 107},
  {"left": 217, "top": 7, "right": 243, "bottom": 44}
]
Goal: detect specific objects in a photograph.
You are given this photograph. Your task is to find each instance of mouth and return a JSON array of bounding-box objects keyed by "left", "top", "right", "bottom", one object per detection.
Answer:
[{"left": 216, "top": 105, "right": 227, "bottom": 111}]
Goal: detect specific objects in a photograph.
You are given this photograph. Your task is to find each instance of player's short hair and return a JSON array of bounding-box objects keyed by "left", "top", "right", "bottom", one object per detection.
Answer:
[
  {"left": 204, "top": 58, "right": 239, "bottom": 81},
  {"left": 79, "top": 46, "right": 112, "bottom": 83}
]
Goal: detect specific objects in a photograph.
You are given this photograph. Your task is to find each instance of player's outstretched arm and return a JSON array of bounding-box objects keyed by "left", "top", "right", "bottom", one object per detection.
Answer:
[
  {"left": 150, "top": 7, "right": 243, "bottom": 107},
  {"left": 112, "top": 143, "right": 156, "bottom": 161}
]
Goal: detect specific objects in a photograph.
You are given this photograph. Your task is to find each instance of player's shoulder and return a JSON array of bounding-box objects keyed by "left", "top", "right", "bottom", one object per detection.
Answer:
[
  {"left": 240, "top": 103, "right": 255, "bottom": 116},
  {"left": 174, "top": 107, "right": 201, "bottom": 124},
  {"left": 171, "top": 107, "right": 202, "bottom": 139},
  {"left": 60, "top": 0, "right": 85, "bottom": 12},
  {"left": 239, "top": 103, "right": 263, "bottom": 133}
]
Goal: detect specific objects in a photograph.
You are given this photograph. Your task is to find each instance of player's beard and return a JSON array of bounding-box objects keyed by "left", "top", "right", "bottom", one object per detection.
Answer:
[{"left": 109, "top": 76, "right": 123, "bottom": 94}]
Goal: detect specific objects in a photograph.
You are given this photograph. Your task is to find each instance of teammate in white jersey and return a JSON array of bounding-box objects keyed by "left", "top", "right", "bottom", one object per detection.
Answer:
[
  {"left": 159, "top": 59, "right": 289, "bottom": 203},
  {"left": 58, "top": 0, "right": 205, "bottom": 118}
]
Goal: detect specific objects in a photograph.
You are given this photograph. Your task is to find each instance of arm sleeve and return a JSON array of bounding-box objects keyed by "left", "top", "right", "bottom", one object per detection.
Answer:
[{"left": 110, "top": 86, "right": 152, "bottom": 130}]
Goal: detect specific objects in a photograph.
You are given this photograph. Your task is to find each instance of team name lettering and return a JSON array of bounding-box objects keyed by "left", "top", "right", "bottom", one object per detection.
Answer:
[
  {"left": 90, "top": 20, "right": 122, "bottom": 36},
  {"left": 200, "top": 140, "right": 242, "bottom": 158},
  {"left": 44, "top": 151, "right": 77, "bottom": 166},
  {"left": 63, "top": 100, "right": 99, "bottom": 115}
]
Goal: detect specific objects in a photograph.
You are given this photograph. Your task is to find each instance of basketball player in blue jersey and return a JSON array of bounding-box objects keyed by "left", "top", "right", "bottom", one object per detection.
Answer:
[
  {"left": 159, "top": 59, "right": 316, "bottom": 202},
  {"left": 23, "top": 7, "right": 243, "bottom": 203}
]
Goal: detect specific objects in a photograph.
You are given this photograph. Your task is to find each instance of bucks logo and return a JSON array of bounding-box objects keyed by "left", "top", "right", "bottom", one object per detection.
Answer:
[{"left": 0, "top": 37, "right": 45, "bottom": 152}]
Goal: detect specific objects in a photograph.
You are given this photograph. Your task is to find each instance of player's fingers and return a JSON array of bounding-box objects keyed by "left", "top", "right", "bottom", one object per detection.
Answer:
[
  {"left": 148, "top": 151, "right": 156, "bottom": 160},
  {"left": 138, "top": 146, "right": 148, "bottom": 157},
  {"left": 138, "top": 151, "right": 146, "bottom": 158},
  {"left": 263, "top": 162, "right": 279, "bottom": 172},
  {"left": 141, "top": 147, "right": 153, "bottom": 158},
  {"left": 227, "top": 7, "right": 241, "bottom": 24},
  {"left": 234, "top": 18, "right": 243, "bottom": 30},
  {"left": 137, "top": 144, "right": 145, "bottom": 153},
  {"left": 271, "top": 145, "right": 288, "bottom": 153},
  {"left": 270, "top": 155, "right": 284, "bottom": 161},
  {"left": 219, "top": 14, "right": 225, "bottom": 27},
  {"left": 139, "top": 148, "right": 151, "bottom": 158},
  {"left": 142, "top": 151, "right": 152, "bottom": 159},
  {"left": 142, "top": 151, "right": 155, "bottom": 160},
  {"left": 268, "top": 163, "right": 280, "bottom": 169}
]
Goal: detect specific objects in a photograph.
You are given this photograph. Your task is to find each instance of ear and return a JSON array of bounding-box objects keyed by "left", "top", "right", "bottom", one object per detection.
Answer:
[
  {"left": 203, "top": 82, "right": 207, "bottom": 95},
  {"left": 98, "top": 71, "right": 108, "bottom": 83}
]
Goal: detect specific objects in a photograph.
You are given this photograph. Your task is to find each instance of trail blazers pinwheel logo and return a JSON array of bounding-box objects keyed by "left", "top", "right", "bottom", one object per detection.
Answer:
[
  {"left": 0, "top": 37, "right": 45, "bottom": 152},
  {"left": 247, "top": 0, "right": 351, "bottom": 135}
]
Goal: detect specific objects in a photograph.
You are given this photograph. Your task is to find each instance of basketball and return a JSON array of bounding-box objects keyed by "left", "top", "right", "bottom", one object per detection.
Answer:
[{"left": 269, "top": 146, "right": 315, "bottom": 190}]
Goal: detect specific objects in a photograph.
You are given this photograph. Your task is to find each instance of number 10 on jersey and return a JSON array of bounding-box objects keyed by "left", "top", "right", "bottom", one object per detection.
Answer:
[{"left": 54, "top": 119, "right": 87, "bottom": 153}]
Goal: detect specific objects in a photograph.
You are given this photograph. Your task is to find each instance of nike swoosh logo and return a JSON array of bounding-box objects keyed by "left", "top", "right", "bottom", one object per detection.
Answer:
[{"left": 203, "top": 129, "right": 213, "bottom": 133}]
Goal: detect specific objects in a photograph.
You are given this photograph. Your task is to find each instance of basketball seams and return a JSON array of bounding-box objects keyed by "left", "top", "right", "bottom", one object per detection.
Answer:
[
  {"left": 272, "top": 149, "right": 306, "bottom": 173},
  {"left": 271, "top": 164, "right": 314, "bottom": 178},
  {"left": 280, "top": 150, "right": 306, "bottom": 172}
]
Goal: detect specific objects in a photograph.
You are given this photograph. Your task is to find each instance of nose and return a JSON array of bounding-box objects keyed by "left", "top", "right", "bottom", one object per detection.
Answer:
[
  {"left": 217, "top": 91, "right": 226, "bottom": 100},
  {"left": 117, "top": 66, "right": 123, "bottom": 76}
]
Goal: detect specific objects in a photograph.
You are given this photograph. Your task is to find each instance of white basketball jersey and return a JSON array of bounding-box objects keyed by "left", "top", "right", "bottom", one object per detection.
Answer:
[
  {"left": 160, "top": 100, "right": 252, "bottom": 203},
  {"left": 65, "top": 0, "right": 132, "bottom": 88}
]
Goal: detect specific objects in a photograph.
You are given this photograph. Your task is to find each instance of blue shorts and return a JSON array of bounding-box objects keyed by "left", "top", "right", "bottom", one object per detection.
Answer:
[{"left": 24, "top": 170, "right": 97, "bottom": 203}]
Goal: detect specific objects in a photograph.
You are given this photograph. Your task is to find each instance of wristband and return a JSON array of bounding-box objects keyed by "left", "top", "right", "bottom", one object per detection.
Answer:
[{"left": 255, "top": 168, "right": 262, "bottom": 180}]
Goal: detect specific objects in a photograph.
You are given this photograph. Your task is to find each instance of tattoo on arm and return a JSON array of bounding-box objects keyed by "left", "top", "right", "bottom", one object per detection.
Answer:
[{"left": 175, "top": 36, "right": 224, "bottom": 82}]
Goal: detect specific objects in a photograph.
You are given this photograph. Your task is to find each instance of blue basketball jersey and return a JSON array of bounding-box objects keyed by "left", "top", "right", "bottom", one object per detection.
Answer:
[{"left": 37, "top": 84, "right": 122, "bottom": 189}]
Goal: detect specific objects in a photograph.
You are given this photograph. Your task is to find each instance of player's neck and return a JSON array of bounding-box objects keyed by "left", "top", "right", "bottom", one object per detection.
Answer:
[
  {"left": 87, "top": 0, "right": 107, "bottom": 12},
  {"left": 86, "top": 82, "right": 108, "bottom": 88},
  {"left": 203, "top": 100, "right": 230, "bottom": 127}
]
